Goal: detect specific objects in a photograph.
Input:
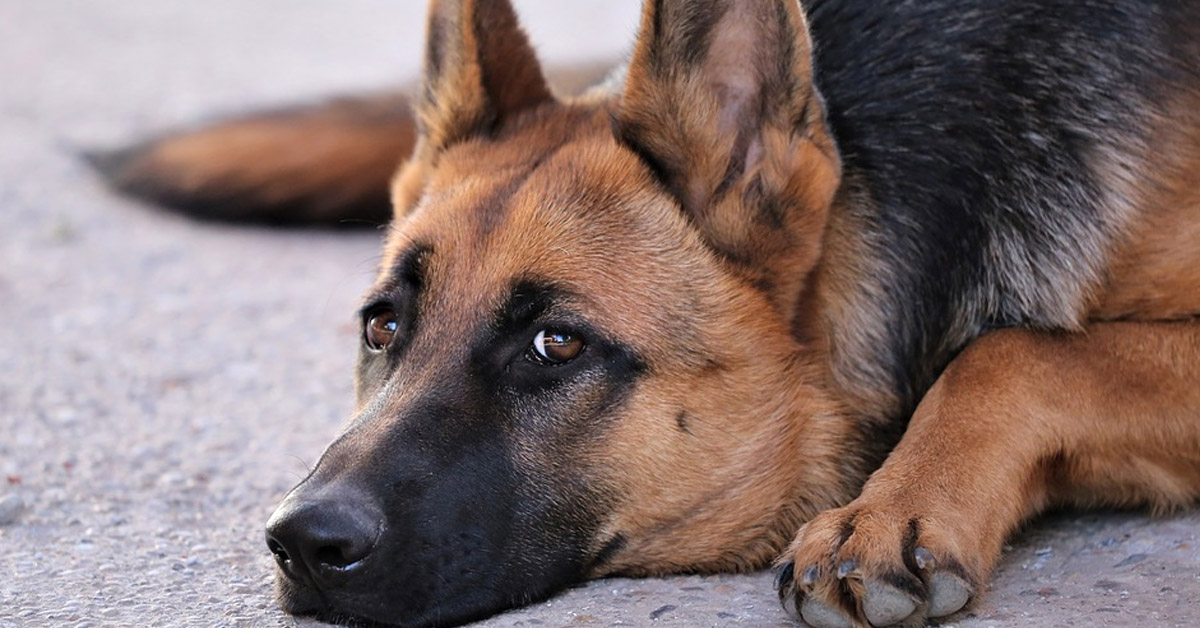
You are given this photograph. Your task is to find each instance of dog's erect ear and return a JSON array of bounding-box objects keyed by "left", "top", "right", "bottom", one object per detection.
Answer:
[
  {"left": 616, "top": 0, "right": 837, "bottom": 210},
  {"left": 615, "top": 0, "right": 841, "bottom": 314},
  {"left": 416, "top": 0, "right": 553, "bottom": 151}
]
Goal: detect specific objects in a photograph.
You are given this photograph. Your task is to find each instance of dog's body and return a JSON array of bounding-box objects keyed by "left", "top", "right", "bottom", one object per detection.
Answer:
[{"left": 96, "top": 1, "right": 1200, "bottom": 627}]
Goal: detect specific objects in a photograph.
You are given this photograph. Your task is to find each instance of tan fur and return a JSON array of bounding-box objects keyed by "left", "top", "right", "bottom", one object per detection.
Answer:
[
  {"left": 800, "top": 179, "right": 904, "bottom": 423},
  {"left": 1096, "top": 92, "right": 1200, "bottom": 321},
  {"left": 149, "top": 100, "right": 408, "bottom": 203},
  {"left": 98, "top": 94, "right": 416, "bottom": 224},
  {"left": 587, "top": 281, "right": 850, "bottom": 575}
]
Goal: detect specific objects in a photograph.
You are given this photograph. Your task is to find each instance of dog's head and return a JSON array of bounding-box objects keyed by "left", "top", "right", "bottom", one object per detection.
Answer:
[{"left": 266, "top": 0, "right": 850, "bottom": 625}]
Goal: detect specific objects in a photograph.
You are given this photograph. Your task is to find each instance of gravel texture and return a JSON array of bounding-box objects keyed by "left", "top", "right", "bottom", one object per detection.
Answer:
[{"left": 1, "top": 2, "right": 1198, "bottom": 628}]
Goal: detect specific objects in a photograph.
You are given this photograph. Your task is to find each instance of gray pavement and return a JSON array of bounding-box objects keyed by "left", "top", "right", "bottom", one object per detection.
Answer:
[{"left": 1, "top": 2, "right": 1198, "bottom": 627}]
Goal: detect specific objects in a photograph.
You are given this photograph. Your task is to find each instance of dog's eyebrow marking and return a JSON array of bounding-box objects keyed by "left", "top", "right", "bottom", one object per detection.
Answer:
[
  {"left": 492, "top": 279, "right": 572, "bottom": 335},
  {"left": 391, "top": 244, "right": 432, "bottom": 290}
]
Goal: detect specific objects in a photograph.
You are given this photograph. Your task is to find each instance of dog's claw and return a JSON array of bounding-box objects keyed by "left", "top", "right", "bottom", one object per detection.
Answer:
[
  {"left": 914, "top": 546, "right": 935, "bottom": 571},
  {"left": 863, "top": 580, "right": 919, "bottom": 626},
  {"left": 775, "top": 561, "right": 795, "bottom": 591},
  {"left": 836, "top": 559, "right": 859, "bottom": 580},
  {"left": 928, "top": 570, "right": 972, "bottom": 618},
  {"left": 801, "top": 597, "right": 853, "bottom": 628},
  {"left": 800, "top": 564, "right": 820, "bottom": 588}
]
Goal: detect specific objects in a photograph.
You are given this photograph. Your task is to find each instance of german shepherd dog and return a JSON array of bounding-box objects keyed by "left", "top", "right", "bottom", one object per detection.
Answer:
[{"left": 92, "top": 0, "right": 1200, "bottom": 626}]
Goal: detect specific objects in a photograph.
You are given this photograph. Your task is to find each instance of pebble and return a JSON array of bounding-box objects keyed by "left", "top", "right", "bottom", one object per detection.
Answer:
[{"left": 0, "top": 493, "right": 25, "bottom": 525}]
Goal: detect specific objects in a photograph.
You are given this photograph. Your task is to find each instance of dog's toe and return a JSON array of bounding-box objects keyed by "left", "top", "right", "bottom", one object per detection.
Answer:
[
  {"left": 862, "top": 580, "right": 918, "bottom": 626},
  {"left": 927, "top": 570, "right": 972, "bottom": 618},
  {"left": 801, "top": 597, "right": 853, "bottom": 628}
]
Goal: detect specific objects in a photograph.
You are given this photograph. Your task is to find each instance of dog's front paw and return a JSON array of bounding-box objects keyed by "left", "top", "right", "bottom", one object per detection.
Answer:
[{"left": 775, "top": 500, "right": 982, "bottom": 628}]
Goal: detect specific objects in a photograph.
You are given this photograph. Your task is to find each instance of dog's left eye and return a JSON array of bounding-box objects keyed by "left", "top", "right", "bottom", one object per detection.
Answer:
[{"left": 526, "top": 329, "right": 585, "bottom": 365}]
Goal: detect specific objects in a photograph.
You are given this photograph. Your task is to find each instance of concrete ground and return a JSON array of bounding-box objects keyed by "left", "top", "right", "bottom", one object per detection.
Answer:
[{"left": 1, "top": 1, "right": 1198, "bottom": 627}]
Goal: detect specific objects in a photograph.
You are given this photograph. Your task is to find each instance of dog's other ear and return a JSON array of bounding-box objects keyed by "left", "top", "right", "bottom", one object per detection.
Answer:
[
  {"left": 615, "top": 0, "right": 841, "bottom": 315},
  {"left": 416, "top": 0, "right": 553, "bottom": 151}
]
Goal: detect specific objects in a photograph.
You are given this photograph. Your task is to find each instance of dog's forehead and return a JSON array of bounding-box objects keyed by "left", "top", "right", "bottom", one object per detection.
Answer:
[{"left": 377, "top": 113, "right": 724, "bottom": 345}]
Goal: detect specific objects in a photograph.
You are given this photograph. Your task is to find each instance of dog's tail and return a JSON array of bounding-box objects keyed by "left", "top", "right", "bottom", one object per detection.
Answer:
[
  {"left": 85, "top": 92, "right": 414, "bottom": 227},
  {"left": 86, "top": 63, "right": 614, "bottom": 227}
]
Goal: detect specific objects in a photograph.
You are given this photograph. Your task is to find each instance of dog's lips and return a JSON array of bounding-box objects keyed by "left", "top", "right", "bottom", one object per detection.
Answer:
[
  {"left": 273, "top": 569, "right": 327, "bottom": 616},
  {"left": 275, "top": 571, "right": 396, "bottom": 628},
  {"left": 269, "top": 543, "right": 399, "bottom": 626},
  {"left": 312, "top": 610, "right": 403, "bottom": 628}
]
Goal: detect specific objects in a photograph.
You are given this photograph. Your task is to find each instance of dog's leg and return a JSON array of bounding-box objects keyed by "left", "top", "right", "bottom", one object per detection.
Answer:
[{"left": 778, "top": 321, "right": 1200, "bottom": 628}]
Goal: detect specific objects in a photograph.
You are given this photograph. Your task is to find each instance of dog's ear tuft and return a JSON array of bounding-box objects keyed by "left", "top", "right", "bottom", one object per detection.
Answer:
[
  {"left": 615, "top": 0, "right": 841, "bottom": 317},
  {"left": 417, "top": 0, "right": 553, "bottom": 151}
]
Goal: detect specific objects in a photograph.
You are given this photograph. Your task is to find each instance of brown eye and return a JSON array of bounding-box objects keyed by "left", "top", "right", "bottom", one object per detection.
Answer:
[
  {"left": 364, "top": 308, "right": 399, "bottom": 351},
  {"left": 527, "top": 329, "right": 585, "bottom": 365}
]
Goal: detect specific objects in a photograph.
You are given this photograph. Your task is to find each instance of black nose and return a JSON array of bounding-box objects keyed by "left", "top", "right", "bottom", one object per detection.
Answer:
[{"left": 266, "top": 495, "right": 382, "bottom": 588}]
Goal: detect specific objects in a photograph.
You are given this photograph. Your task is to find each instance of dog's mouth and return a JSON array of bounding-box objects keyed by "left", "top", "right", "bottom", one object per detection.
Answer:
[
  {"left": 275, "top": 587, "right": 416, "bottom": 628},
  {"left": 276, "top": 588, "right": 406, "bottom": 628},
  {"left": 273, "top": 565, "right": 409, "bottom": 628},
  {"left": 308, "top": 611, "right": 402, "bottom": 628}
]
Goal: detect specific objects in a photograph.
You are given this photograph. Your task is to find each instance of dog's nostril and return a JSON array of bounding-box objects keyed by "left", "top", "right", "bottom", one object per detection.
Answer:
[
  {"left": 315, "top": 544, "right": 354, "bottom": 569},
  {"left": 310, "top": 526, "right": 375, "bottom": 572},
  {"left": 267, "top": 538, "right": 291, "bottom": 563}
]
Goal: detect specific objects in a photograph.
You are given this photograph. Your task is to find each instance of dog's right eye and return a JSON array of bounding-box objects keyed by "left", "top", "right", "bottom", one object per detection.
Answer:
[{"left": 364, "top": 308, "right": 399, "bottom": 351}]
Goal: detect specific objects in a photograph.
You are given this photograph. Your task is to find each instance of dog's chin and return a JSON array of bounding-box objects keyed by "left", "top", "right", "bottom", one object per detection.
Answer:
[
  {"left": 273, "top": 572, "right": 326, "bottom": 616},
  {"left": 309, "top": 610, "right": 400, "bottom": 628},
  {"left": 279, "top": 596, "right": 507, "bottom": 628},
  {"left": 276, "top": 585, "right": 395, "bottom": 628},
  {"left": 272, "top": 567, "right": 551, "bottom": 628}
]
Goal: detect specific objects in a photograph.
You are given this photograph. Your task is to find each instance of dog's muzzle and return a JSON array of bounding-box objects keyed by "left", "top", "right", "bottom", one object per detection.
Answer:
[{"left": 261, "top": 395, "right": 611, "bottom": 628}]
